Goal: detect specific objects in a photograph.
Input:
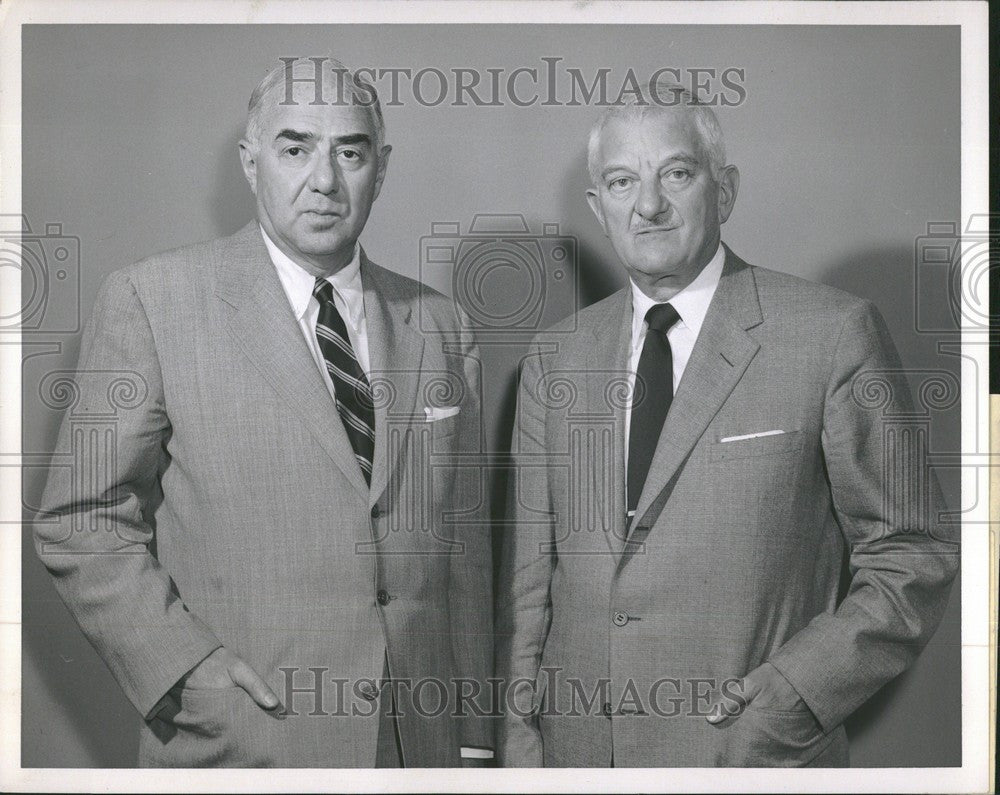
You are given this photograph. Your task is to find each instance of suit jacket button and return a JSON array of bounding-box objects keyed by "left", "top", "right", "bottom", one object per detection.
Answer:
[
  {"left": 377, "top": 589, "right": 391, "bottom": 606},
  {"left": 612, "top": 611, "right": 629, "bottom": 627},
  {"left": 359, "top": 681, "right": 379, "bottom": 701},
  {"left": 371, "top": 505, "right": 381, "bottom": 519}
]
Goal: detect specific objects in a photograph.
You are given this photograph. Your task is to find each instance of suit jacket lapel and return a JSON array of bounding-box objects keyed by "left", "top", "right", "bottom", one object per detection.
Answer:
[
  {"left": 628, "top": 249, "right": 764, "bottom": 535},
  {"left": 215, "top": 223, "right": 369, "bottom": 500},
  {"left": 361, "top": 254, "right": 426, "bottom": 509},
  {"left": 584, "top": 288, "right": 633, "bottom": 557}
]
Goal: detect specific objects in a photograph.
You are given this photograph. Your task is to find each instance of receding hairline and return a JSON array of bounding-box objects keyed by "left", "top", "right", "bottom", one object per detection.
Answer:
[
  {"left": 249, "top": 93, "right": 380, "bottom": 140},
  {"left": 244, "top": 59, "right": 385, "bottom": 150}
]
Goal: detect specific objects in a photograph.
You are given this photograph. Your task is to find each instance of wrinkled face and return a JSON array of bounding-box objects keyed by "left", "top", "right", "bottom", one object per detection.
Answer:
[
  {"left": 586, "top": 108, "right": 737, "bottom": 296},
  {"left": 239, "top": 86, "right": 390, "bottom": 274}
]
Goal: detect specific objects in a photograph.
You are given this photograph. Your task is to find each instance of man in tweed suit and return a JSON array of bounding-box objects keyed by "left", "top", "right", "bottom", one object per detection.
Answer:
[
  {"left": 496, "top": 84, "right": 958, "bottom": 767},
  {"left": 34, "top": 59, "right": 493, "bottom": 767}
]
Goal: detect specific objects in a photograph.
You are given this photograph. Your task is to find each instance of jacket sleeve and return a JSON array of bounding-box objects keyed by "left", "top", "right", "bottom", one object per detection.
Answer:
[
  {"left": 767, "top": 299, "right": 960, "bottom": 731},
  {"left": 33, "top": 269, "right": 222, "bottom": 719},
  {"left": 495, "top": 343, "right": 556, "bottom": 766},
  {"left": 445, "top": 317, "right": 495, "bottom": 753}
]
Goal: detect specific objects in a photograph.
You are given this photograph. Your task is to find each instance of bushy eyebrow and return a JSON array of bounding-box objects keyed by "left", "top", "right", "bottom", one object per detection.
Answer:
[
  {"left": 273, "top": 129, "right": 372, "bottom": 147},
  {"left": 600, "top": 153, "right": 700, "bottom": 180},
  {"left": 662, "top": 154, "right": 699, "bottom": 168},
  {"left": 333, "top": 133, "right": 372, "bottom": 147},
  {"left": 274, "top": 128, "right": 315, "bottom": 144}
]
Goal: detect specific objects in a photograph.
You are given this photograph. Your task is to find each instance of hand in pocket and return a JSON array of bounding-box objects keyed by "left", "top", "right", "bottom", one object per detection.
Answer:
[
  {"left": 706, "top": 662, "right": 833, "bottom": 767},
  {"left": 178, "top": 647, "right": 281, "bottom": 710},
  {"left": 707, "top": 661, "right": 817, "bottom": 724}
]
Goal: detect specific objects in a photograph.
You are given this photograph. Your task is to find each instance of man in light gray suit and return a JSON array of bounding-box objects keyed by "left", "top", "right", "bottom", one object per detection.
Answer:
[
  {"left": 34, "top": 59, "right": 493, "bottom": 767},
  {"left": 496, "top": 84, "right": 958, "bottom": 767}
]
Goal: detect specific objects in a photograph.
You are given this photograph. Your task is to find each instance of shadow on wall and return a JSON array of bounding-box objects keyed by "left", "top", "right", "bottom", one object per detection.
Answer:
[
  {"left": 489, "top": 150, "right": 622, "bottom": 597},
  {"left": 817, "top": 245, "right": 962, "bottom": 767},
  {"left": 210, "top": 122, "right": 257, "bottom": 238},
  {"left": 22, "top": 523, "right": 141, "bottom": 766},
  {"left": 817, "top": 243, "right": 962, "bottom": 365},
  {"left": 562, "top": 144, "right": 623, "bottom": 309}
]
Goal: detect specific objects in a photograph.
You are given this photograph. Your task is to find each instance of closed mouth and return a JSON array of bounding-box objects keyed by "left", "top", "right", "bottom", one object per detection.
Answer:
[{"left": 634, "top": 226, "right": 678, "bottom": 235}]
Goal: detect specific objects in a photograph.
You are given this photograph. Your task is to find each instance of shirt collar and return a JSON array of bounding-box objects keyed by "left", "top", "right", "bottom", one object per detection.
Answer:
[
  {"left": 260, "top": 224, "right": 365, "bottom": 329},
  {"left": 629, "top": 242, "right": 726, "bottom": 344}
]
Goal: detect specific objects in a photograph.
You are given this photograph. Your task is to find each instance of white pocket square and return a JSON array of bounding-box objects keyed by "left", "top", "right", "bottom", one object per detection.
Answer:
[
  {"left": 719, "top": 429, "right": 785, "bottom": 443},
  {"left": 424, "top": 406, "right": 460, "bottom": 422}
]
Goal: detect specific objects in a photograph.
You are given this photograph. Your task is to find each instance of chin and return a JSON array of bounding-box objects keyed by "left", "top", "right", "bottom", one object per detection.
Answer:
[
  {"left": 296, "top": 231, "right": 346, "bottom": 254},
  {"left": 635, "top": 258, "right": 682, "bottom": 279},
  {"left": 632, "top": 244, "right": 678, "bottom": 266}
]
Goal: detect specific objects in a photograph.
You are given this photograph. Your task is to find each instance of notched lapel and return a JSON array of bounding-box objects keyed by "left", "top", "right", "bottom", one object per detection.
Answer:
[
  {"left": 216, "top": 224, "right": 369, "bottom": 500},
  {"left": 582, "top": 289, "right": 632, "bottom": 557},
  {"left": 361, "top": 257, "right": 426, "bottom": 509},
  {"left": 629, "top": 253, "right": 763, "bottom": 535}
]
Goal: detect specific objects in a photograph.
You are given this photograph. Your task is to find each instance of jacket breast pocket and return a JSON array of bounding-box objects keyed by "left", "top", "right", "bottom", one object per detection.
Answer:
[
  {"left": 708, "top": 430, "right": 803, "bottom": 462},
  {"left": 428, "top": 413, "right": 460, "bottom": 442}
]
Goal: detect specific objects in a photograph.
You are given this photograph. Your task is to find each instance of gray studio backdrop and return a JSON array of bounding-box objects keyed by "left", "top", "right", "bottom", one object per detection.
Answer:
[{"left": 20, "top": 24, "right": 961, "bottom": 766}]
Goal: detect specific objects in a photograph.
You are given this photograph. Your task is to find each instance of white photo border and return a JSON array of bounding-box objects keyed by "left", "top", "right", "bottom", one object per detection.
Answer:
[{"left": 0, "top": 1, "right": 990, "bottom": 792}]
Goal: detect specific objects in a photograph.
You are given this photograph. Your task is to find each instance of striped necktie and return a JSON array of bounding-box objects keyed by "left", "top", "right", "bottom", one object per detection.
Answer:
[{"left": 313, "top": 278, "right": 375, "bottom": 486}]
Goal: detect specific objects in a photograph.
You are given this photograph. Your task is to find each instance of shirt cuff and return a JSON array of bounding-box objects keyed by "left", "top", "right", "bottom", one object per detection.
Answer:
[{"left": 460, "top": 746, "right": 495, "bottom": 759}]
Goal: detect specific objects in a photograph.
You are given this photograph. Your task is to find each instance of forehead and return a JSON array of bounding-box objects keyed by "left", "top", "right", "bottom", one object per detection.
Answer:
[
  {"left": 257, "top": 81, "right": 376, "bottom": 140},
  {"left": 596, "top": 108, "right": 702, "bottom": 167}
]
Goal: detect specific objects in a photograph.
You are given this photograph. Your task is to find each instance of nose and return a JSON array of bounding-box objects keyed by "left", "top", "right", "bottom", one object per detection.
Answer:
[
  {"left": 634, "top": 174, "right": 669, "bottom": 222},
  {"left": 308, "top": 152, "right": 340, "bottom": 195}
]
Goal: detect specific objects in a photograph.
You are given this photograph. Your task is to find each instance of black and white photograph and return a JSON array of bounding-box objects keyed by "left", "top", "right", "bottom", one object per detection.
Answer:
[{"left": 0, "top": 0, "right": 991, "bottom": 791}]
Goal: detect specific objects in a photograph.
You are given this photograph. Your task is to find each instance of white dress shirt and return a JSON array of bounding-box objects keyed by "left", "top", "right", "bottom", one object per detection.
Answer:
[
  {"left": 624, "top": 243, "right": 725, "bottom": 511},
  {"left": 260, "top": 226, "right": 492, "bottom": 761},
  {"left": 261, "top": 227, "right": 371, "bottom": 399}
]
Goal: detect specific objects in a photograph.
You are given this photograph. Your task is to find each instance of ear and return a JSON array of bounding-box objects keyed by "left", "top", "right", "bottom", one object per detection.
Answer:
[
  {"left": 716, "top": 164, "right": 740, "bottom": 225},
  {"left": 585, "top": 187, "right": 608, "bottom": 235},
  {"left": 371, "top": 145, "right": 392, "bottom": 202},
  {"left": 238, "top": 139, "right": 258, "bottom": 195}
]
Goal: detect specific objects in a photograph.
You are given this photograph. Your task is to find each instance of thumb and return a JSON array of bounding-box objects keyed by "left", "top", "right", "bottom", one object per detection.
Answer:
[
  {"left": 706, "top": 698, "right": 742, "bottom": 725},
  {"left": 229, "top": 658, "right": 281, "bottom": 710},
  {"left": 706, "top": 676, "right": 755, "bottom": 726}
]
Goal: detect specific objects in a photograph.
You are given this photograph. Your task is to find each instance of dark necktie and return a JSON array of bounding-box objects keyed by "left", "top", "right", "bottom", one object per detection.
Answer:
[
  {"left": 627, "top": 303, "right": 680, "bottom": 518},
  {"left": 313, "top": 278, "right": 375, "bottom": 485}
]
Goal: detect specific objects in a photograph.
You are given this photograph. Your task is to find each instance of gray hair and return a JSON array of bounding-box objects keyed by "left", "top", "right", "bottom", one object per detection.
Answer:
[
  {"left": 587, "top": 82, "right": 726, "bottom": 186},
  {"left": 244, "top": 57, "right": 386, "bottom": 152}
]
